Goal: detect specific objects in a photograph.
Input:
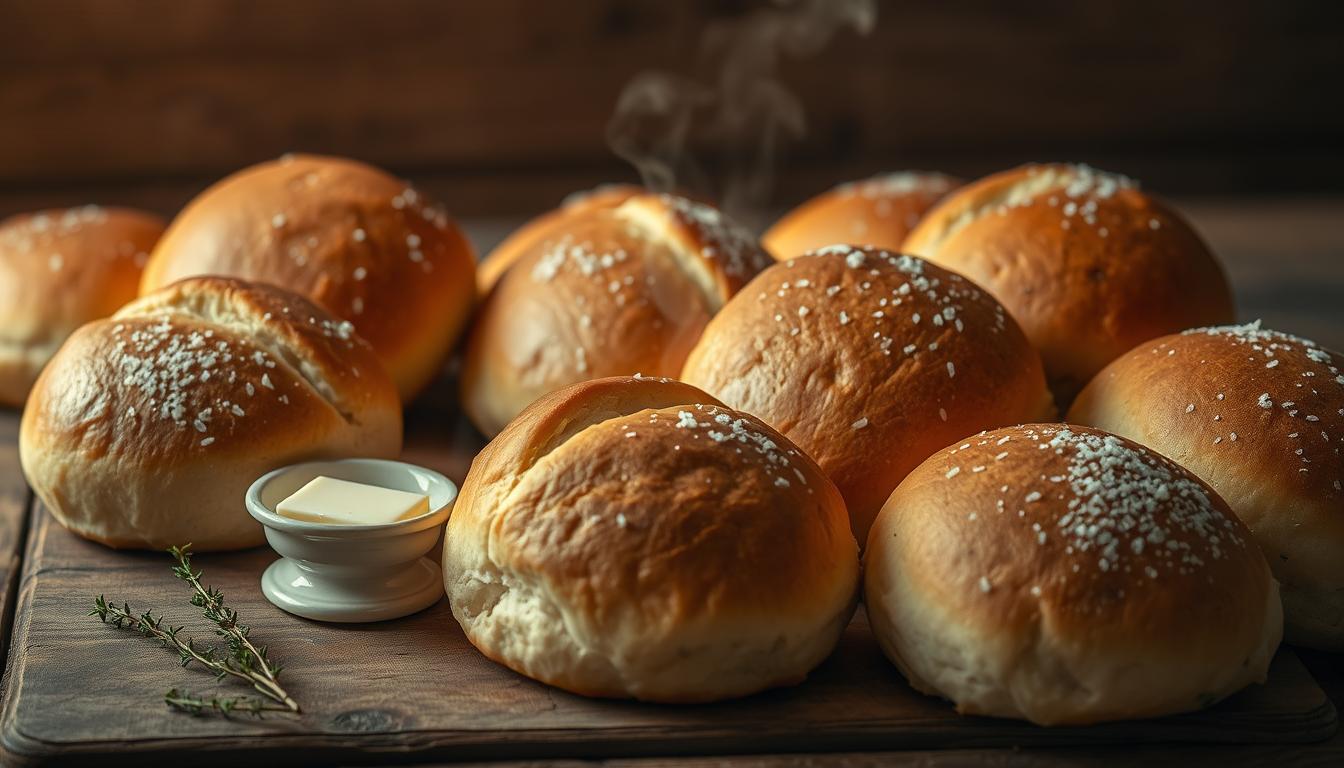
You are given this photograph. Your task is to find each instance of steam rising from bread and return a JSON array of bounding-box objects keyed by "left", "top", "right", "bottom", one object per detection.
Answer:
[{"left": 606, "top": 0, "right": 877, "bottom": 227}]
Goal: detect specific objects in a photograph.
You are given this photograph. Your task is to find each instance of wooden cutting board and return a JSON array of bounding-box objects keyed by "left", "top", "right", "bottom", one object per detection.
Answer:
[
  {"left": 0, "top": 412, "right": 30, "bottom": 659},
  {"left": 0, "top": 402, "right": 1336, "bottom": 767}
]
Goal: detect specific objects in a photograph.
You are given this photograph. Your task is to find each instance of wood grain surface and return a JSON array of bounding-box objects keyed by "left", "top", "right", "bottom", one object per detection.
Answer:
[
  {"left": 0, "top": 412, "right": 31, "bottom": 660},
  {"left": 1181, "top": 199, "right": 1344, "bottom": 352}
]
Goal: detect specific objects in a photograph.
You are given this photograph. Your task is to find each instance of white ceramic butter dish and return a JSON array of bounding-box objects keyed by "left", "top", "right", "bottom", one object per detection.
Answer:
[{"left": 246, "top": 458, "right": 457, "bottom": 623}]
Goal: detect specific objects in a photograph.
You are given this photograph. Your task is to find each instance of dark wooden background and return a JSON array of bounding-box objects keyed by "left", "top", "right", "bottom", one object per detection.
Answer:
[{"left": 2, "top": 0, "right": 1342, "bottom": 221}]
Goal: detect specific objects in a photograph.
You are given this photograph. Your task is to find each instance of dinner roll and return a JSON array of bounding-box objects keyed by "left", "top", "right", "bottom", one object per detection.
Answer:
[
  {"left": 0, "top": 206, "right": 165, "bottom": 407},
  {"left": 681, "top": 245, "right": 1055, "bottom": 542},
  {"left": 20, "top": 277, "right": 401, "bottom": 551},
  {"left": 1070, "top": 322, "right": 1344, "bottom": 650},
  {"left": 763, "top": 172, "right": 959, "bottom": 259},
  {"left": 461, "top": 193, "right": 773, "bottom": 437},
  {"left": 476, "top": 184, "right": 641, "bottom": 296},
  {"left": 902, "top": 163, "right": 1235, "bottom": 403},
  {"left": 866, "top": 424, "right": 1281, "bottom": 725},
  {"left": 444, "top": 375, "right": 859, "bottom": 702},
  {"left": 140, "top": 154, "right": 477, "bottom": 400}
]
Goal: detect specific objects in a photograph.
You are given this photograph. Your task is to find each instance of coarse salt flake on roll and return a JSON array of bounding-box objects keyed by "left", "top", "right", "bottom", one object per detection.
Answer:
[{"left": 1070, "top": 321, "right": 1344, "bottom": 650}]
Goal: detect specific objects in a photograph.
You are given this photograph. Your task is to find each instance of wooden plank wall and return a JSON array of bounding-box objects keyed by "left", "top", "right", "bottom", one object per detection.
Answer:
[{"left": 1, "top": 0, "right": 1342, "bottom": 219}]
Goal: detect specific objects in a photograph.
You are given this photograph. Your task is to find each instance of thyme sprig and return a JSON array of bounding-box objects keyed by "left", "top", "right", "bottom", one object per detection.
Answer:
[
  {"left": 164, "top": 689, "right": 294, "bottom": 717},
  {"left": 90, "top": 545, "right": 300, "bottom": 717},
  {"left": 168, "top": 545, "right": 298, "bottom": 712}
]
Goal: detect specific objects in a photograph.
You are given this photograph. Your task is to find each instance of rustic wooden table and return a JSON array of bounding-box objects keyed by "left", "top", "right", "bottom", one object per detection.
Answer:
[{"left": 0, "top": 200, "right": 1340, "bottom": 766}]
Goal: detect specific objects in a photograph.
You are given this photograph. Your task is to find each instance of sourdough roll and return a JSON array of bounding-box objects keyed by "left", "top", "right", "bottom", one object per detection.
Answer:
[
  {"left": 866, "top": 424, "right": 1281, "bottom": 725},
  {"left": 681, "top": 245, "right": 1054, "bottom": 542},
  {"left": 476, "top": 184, "right": 641, "bottom": 296},
  {"left": 763, "top": 172, "right": 959, "bottom": 259},
  {"left": 444, "top": 376, "right": 859, "bottom": 702},
  {"left": 141, "top": 154, "right": 477, "bottom": 400},
  {"left": 20, "top": 277, "right": 402, "bottom": 551},
  {"left": 1070, "top": 322, "right": 1344, "bottom": 650},
  {"left": 0, "top": 206, "right": 165, "bottom": 407},
  {"left": 461, "top": 193, "right": 773, "bottom": 437},
  {"left": 902, "top": 163, "right": 1235, "bottom": 402}
]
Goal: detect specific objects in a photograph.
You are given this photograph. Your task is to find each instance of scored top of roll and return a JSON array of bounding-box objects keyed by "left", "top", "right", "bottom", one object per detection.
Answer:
[
  {"left": 19, "top": 276, "right": 402, "bottom": 550},
  {"left": 445, "top": 375, "right": 859, "bottom": 702},
  {"left": 461, "top": 193, "right": 773, "bottom": 437}
]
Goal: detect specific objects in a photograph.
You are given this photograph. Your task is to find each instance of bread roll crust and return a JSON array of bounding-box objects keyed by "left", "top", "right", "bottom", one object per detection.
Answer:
[
  {"left": 866, "top": 424, "right": 1281, "bottom": 725},
  {"left": 681, "top": 245, "right": 1054, "bottom": 542},
  {"left": 444, "top": 376, "right": 859, "bottom": 702},
  {"left": 475, "top": 184, "right": 641, "bottom": 297},
  {"left": 140, "top": 154, "right": 477, "bottom": 399},
  {"left": 902, "top": 163, "right": 1235, "bottom": 401},
  {"left": 1069, "top": 322, "right": 1344, "bottom": 649},
  {"left": 461, "top": 193, "right": 773, "bottom": 437},
  {"left": 763, "top": 172, "right": 959, "bottom": 259},
  {"left": 20, "top": 277, "right": 402, "bottom": 550},
  {"left": 0, "top": 206, "right": 165, "bottom": 407}
]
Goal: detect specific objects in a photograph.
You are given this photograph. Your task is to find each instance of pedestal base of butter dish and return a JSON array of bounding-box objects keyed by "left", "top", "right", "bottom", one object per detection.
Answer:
[{"left": 260, "top": 556, "right": 444, "bottom": 622}]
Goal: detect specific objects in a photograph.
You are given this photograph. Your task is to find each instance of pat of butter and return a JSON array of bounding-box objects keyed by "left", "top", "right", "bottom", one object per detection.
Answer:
[{"left": 276, "top": 476, "right": 429, "bottom": 525}]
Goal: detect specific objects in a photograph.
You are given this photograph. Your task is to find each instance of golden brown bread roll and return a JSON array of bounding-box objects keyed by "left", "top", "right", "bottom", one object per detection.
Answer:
[
  {"left": 140, "top": 154, "right": 477, "bottom": 400},
  {"left": 461, "top": 193, "right": 773, "bottom": 437},
  {"left": 681, "top": 245, "right": 1054, "bottom": 542},
  {"left": 443, "top": 375, "right": 859, "bottom": 702},
  {"left": 0, "top": 206, "right": 165, "bottom": 407},
  {"left": 1069, "top": 322, "right": 1344, "bottom": 650},
  {"left": 20, "top": 276, "right": 402, "bottom": 551},
  {"left": 475, "top": 184, "right": 641, "bottom": 297},
  {"left": 902, "top": 163, "right": 1235, "bottom": 403},
  {"left": 763, "top": 172, "right": 959, "bottom": 259},
  {"left": 866, "top": 424, "right": 1281, "bottom": 725}
]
